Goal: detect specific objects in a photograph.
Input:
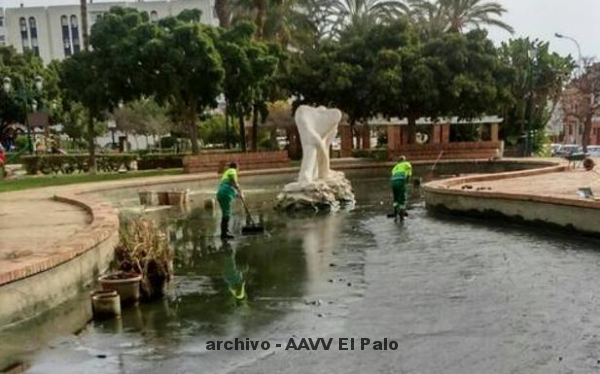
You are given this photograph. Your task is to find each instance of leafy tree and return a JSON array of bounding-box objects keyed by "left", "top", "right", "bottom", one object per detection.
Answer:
[
  {"left": 60, "top": 51, "right": 111, "bottom": 172},
  {"left": 0, "top": 46, "right": 60, "bottom": 147},
  {"left": 499, "top": 38, "right": 573, "bottom": 147},
  {"left": 113, "top": 99, "right": 172, "bottom": 142},
  {"left": 217, "top": 22, "right": 280, "bottom": 151}
]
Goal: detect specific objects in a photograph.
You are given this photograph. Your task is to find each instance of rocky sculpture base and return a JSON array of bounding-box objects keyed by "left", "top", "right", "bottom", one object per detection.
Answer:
[{"left": 276, "top": 171, "right": 355, "bottom": 212}]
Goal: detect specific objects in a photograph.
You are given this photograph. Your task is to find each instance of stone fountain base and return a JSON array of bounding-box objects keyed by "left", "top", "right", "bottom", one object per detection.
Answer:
[{"left": 276, "top": 171, "right": 355, "bottom": 212}]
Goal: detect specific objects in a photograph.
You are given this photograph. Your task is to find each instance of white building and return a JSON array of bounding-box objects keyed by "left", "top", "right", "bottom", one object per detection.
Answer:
[
  {"left": 2, "top": 0, "right": 217, "bottom": 64},
  {"left": 0, "top": 8, "right": 6, "bottom": 46}
]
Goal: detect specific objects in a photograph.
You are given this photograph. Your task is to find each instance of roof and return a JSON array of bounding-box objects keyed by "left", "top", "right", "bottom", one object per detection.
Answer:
[{"left": 365, "top": 116, "right": 503, "bottom": 126}]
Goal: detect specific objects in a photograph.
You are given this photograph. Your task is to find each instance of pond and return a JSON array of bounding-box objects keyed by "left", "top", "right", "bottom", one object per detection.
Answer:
[{"left": 3, "top": 167, "right": 600, "bottom": 374}]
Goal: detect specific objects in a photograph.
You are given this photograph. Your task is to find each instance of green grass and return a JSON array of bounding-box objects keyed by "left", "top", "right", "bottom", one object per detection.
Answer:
[{"left": 0, "top": 169, "right": 183, "bottom": 193}]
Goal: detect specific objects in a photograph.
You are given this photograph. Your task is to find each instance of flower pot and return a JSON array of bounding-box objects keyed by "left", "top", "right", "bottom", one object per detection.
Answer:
[
  {"left": 99, "top": 272, "right": 142, "bottom": 306},
  {"left": 91, "top": 290, "right": 121, "bottom": 320},
  {"left": 138, "top": 191, "right": 155, "bottom": 206},
  {"left": 157, "top": 192, "right": 170, "bottom": 206},
  {"left": 168, "top": 191, "right": 188, "bottom": 206}
]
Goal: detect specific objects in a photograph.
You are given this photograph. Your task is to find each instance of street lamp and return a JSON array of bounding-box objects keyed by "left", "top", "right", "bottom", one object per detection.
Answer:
[
  {"left": 2, "top": 75, "right": 44, "bottom": 154},
  {"left": 555, "top": 33, "right": 583, "bottom": 75}
]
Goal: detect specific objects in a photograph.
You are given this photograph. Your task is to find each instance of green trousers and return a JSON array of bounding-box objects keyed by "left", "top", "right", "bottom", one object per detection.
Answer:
[
  {"left": 391, "top": 178, "right": 407, "bottom": 208},
  {"left": 217, "top": 183, "right": 237, "bottom": 218}
]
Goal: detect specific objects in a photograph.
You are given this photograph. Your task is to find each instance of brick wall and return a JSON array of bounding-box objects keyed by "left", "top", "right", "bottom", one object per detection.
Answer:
[
  {"left": 183, "top": 151, "right": 291, "bottom": 174},
  {"left": 388, "top": 141, "right": 503, "bottom": 161}
]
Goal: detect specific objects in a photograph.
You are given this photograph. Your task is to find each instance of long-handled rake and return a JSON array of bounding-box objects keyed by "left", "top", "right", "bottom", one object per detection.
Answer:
[{"left": 240, "top": 197, "right": 266, "bottom": 235}]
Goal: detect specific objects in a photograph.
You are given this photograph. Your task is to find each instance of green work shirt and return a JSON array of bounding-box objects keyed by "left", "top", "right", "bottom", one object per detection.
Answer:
[
  {"left": 220, "top": 167, "right": 239, "bottom": 185},
  {"left": 391, "top": 161, "right": 412, "bottom": 180}
]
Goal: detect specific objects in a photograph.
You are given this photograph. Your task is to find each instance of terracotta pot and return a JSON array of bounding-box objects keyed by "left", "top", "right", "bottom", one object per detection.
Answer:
[
  {"left": 157, "top": 192, "right": 170, "bottom": 205},
  {"left": 138, "top": 191, "right": 155, "bottom": 206},
  {"left": 168, "top": 191, "right": 188, "bottom": 206},
  {"left": 91, "top": 290, "right": 121, "bottom": 319},
  {"left": 99, "top": 272, "right": 142, "bottom": 306}
]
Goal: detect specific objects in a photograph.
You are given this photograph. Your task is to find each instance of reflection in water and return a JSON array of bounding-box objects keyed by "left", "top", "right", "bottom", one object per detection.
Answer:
[{"left": 221, "top": 241, "right": 247, "bottom": 302}]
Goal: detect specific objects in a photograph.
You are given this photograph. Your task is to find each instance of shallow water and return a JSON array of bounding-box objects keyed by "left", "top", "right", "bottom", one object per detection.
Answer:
[{"left": 3, "top": 171, "right": 600, "bottom": 374}]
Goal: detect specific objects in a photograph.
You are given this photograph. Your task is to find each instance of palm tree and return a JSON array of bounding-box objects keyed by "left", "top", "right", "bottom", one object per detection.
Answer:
[
  {"left": 438, "top": 0, "right": 513, "bottom": 33},
  {"left": 326, "top": 0, "right": 409, "bottom": 37},
  {"left": 407, "top": 0, "right": 447, "bottom": 38},
  {"left": 407, "top": 0, "right": 513, "bottom": 36},
  {"left": 215, "top": 0, "right": 232, "bottom": 28}
]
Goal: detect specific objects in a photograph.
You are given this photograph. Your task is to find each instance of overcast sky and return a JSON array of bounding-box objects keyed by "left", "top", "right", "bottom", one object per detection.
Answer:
[{"left": 2, "top": 0, "right": 599, "bottom": 60}]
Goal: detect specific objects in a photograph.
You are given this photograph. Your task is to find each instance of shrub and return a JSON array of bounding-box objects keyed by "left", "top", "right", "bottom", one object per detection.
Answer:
[
  {"left": 21, "top": 154, "right": 138, "bottom": 175},
  {"left": 138, "top": 153, "right": 185, "bottom": 170}
]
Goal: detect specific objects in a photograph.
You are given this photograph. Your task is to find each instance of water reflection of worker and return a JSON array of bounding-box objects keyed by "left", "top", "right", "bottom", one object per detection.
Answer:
[
  {"left": 221, "top": 241, "right": 247, "bottom": 301},
  {"left": 216, "top": 162, "right": 244, "bottom": 240},
  {"left": 391, "top": 155, "right": 412, "bottom": 218}
]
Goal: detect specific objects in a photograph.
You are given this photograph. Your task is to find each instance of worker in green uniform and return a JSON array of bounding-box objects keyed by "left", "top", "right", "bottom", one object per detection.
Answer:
[
  {"left": 391, "top": 156, "right": 412, "bottom": 221},
  {"left": 217, "top": 162, "right": 243, "bottom": 239}
]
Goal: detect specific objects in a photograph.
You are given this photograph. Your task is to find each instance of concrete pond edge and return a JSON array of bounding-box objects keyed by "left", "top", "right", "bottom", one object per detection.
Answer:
[
  {"left": 423, "top": 162, "right": 600, "bottom": 235},
  {"left": 0, "top": 158, "right": 564, "bottom": 327}
]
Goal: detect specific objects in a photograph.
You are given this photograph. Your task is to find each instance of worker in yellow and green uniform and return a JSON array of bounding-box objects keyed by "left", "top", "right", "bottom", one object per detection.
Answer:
[
  {"left": 391, "top": 156, "right": 412, "bottom": 220},
  {"left": 217, "top": 162, "right": 243, "bottom": 239}
]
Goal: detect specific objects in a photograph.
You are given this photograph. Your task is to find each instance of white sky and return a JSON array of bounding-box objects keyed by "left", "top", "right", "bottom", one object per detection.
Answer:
[{"left": 1, "top": 0, "right": 599, "bottom": 60}]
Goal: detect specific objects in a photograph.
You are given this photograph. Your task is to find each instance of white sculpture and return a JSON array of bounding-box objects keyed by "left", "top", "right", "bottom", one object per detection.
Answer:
[
  {"left": 276, "top": 105, "right": 355, "bottom": 212},
  {"left": 295, "top": 105, "right": 343, "bottom": 184}
]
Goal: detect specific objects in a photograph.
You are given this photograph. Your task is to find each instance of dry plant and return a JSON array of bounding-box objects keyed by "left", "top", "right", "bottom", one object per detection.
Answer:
[{"left": 115, "top": 217, "right": 174, "bottom": 299}]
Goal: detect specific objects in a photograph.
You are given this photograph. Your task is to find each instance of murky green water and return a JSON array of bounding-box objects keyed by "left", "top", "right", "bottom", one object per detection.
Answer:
[{"left": 3, "top": 168, "right": 600, "bottom": 374}]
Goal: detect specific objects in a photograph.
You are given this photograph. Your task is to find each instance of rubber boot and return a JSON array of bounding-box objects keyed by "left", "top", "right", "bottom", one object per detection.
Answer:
[{"left": 221, "top": 217, "right": 234, "bottom": 240}]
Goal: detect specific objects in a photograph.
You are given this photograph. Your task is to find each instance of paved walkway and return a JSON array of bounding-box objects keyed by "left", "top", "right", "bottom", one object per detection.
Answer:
[
  {"left": 450, "top": 168, "right": 600, "bottom": 201},
  {"left": 0, "top": 192, "right": 91, "bottom": 282}
]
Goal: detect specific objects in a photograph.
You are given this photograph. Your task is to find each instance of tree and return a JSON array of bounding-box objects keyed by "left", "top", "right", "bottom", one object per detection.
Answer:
[
  {"left": 500, "top": 38, "right": 573, "bottom": 149},
  {"left": 113, "top": 99, "right": 172, "bottom": 141},
  {"left": 326, "top": 0, "right": 409, "bottom": 37},
  {"left": 60, "top": 51, "right": 111, "bottom": 171},
  {"left": 140, "top": 16, "right": 224, "bottom": 155},
  {"left": 217, "top": 22, "right": 280, "bottom": 151},
  {"left": 561, "top": 62, "right": 600, "bottom": 152},
  {"left": 0, "top": 46, "right": 60, "bottom": 148},
  {"left": 407, "top": 0, "right": 513, "bottom": 36}
]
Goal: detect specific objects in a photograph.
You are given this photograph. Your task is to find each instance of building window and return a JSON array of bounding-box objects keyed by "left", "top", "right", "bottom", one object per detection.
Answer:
[
  {"left": 19, "top": 17, "right": 29, "bottom": 51},
  {"left": 61, "top": 15, "right": 71, "bottom": 57},
  {"left": 28, "top": 17, "right": 39, "bottom": 56},
  {"left": 96, "top": 14, "right": 103, "bottom": 22},
  {"left": 0, "top": 16, "right": 4, "bottom": 27},
  {"left": 150, "top": 11, "right": 158, "bottom": 22},
  {"left": 70, "top": 15, "right": 80, "bottom": 54}
]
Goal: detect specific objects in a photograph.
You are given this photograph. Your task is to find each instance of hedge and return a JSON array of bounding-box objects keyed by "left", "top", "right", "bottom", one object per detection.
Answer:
[
  {"left": 138, "top": 153, "right": 184, "bottom": 170},
  {"left": 21, "top": 154, "right": 138, "bottom": 175}
]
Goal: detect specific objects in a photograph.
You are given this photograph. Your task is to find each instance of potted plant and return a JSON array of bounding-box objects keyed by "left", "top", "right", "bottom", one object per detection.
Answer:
[
  {"left": 114, "top": 217, "right": 174, "bottom": 301},
  {"left": 98, "top": 271, "right": 143, "bottom": 305}
]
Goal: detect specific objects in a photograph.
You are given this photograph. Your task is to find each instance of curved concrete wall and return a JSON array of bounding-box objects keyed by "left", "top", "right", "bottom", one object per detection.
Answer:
[
  {"left": 423, "top": 162, "right": 600, "bottom": 236},
  {"left": 0, "top": 193, "right": 119, "bottom": 327}
]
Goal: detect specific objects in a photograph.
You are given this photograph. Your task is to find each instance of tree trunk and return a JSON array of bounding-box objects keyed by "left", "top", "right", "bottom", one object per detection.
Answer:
[
  {"left": 407, "top": 115, "right": 417, "bottom": 144},
  {"left": 87, "top": 111, "right": 97, "bottom": 174},
  {"left": 253, "top": 0, "right": 266, "bottom": 39},
  {"left": 189, "top": 106, "right": 200, "bottom": 155},
  {"left": 80, "top": 0, "right": 89, "bottom": 51},
  {"left": 225, "top": 107, "right": 230, "bottom": 149},
  {"left": 252, "top": 104, "right": 259, "bottom": 151},
  {"left": 238, "top": 113, "right": 247, "bottom": 152},
  {"left": 215, "top": 0, "right": 231, "bottom": 28},
  {"left": 583, "top": 108, "right": 593, "bottom": 153}
]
